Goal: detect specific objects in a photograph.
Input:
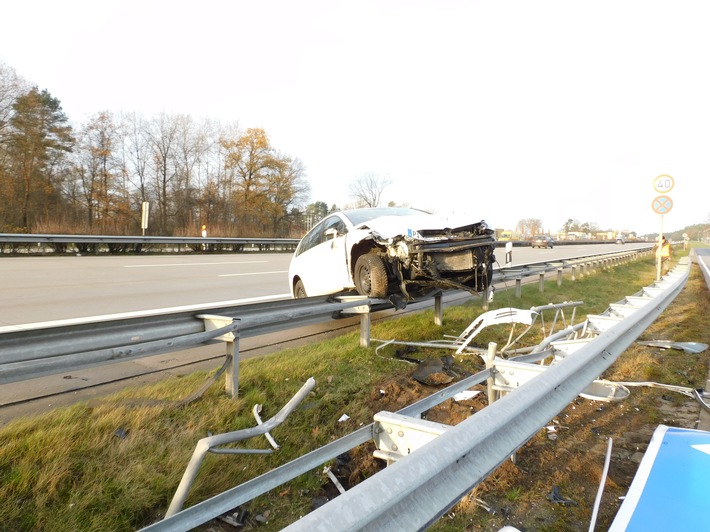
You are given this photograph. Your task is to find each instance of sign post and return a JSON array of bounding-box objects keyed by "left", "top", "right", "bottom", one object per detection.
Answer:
[
  {"left": 651, "top": 175, "right": 674, "bottom": 281},
  {"left": 141, "top": 202, "right": 149, "bottom": 236}
]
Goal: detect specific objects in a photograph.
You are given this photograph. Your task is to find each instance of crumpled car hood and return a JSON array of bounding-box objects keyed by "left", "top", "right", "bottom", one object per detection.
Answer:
[{"left": 355, "top": 214, "right": 485, "bottom": 240}]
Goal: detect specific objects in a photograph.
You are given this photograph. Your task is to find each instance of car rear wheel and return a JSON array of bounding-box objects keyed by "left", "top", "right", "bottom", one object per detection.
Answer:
[
  {"left": 294, "top": 279, "right": 307, "bottom": 298},
  {"left": 354, "top": 253, "right": 388, "bottom": 298}
]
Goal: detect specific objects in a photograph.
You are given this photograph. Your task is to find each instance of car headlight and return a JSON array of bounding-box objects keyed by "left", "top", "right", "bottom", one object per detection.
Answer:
[{"left": 388, "top": 240, "right": 409, "bottom": 260}]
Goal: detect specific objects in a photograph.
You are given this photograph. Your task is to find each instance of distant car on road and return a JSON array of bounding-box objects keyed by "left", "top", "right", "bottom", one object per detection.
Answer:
[
  {"left": 288, "top": 207, "right": 496, "bottom": 301},
  {"left": 616, "top": 235, "right": 626, "bottom": 244},
  {"left": 531, "top": 235, "right": 554, "bottom": 248}
]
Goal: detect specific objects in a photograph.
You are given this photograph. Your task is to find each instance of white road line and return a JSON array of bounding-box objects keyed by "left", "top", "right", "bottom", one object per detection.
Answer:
[
  {"left": 0, "top": 293, "right": 292, "bottom": 333},
  {"left": 218, "top": 270, "right": 288, "bottom": 277},
  {"left": 124, "top": 261, "right": 268, "bottom": 268}
]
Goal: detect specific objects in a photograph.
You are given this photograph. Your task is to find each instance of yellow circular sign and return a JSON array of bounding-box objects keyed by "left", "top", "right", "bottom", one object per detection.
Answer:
[{"left": 653, "top": 174, "right": 674, "bottom": 194}]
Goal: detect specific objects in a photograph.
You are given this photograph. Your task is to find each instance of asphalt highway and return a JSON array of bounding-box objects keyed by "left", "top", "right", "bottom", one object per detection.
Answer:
[{"left": 0, "top": 243, "right": 648, "bottom": 328}]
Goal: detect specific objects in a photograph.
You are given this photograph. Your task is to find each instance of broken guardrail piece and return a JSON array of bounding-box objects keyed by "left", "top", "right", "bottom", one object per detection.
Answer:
[
  {"left": 165, "top": 377, "right": 315, "bottom": 518},
  {"left": 637, "top": 340, "right": 709, "bottom": 354}
]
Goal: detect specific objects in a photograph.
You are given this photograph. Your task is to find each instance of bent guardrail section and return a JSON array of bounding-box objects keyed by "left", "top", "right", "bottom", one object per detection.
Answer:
[{"left": 165, "top": 378, "right": 316, "bottom": 518}]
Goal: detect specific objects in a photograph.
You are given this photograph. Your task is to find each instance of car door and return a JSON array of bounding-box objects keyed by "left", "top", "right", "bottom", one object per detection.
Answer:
[{"left": 296, "top": 215, "right": 352, "bottom": 295}]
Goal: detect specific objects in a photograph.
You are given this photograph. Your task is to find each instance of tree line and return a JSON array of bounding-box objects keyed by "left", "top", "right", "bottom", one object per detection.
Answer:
[{"left": 0, "top": 63, "right": 317, "bottom": 237}]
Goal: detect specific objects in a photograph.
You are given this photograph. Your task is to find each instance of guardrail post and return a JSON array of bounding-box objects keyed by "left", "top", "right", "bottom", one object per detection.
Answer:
[
  {"left": 337, "top": 296, "right": 375, "bottom": 348},
  {"left": 515, "top": 277, "right": 522, "bottom": 298},
  {"left": 538, "top": 272, "right": 545, "bottom": 292},
  {"left": 198, "top": 314, "right": 240, "bottom": 399},
  {"left": 225, "top": 336, "right": 239, "bottom": 398},
  {"left": 434, "top": 292, "right": 443, "bottom": 326},
  {"left": 571, "top": 265, "right": 577, "bottom": 281},
  {"left": 486, "top": 342, "right": 497, "bottom": 405},
  {"left": 557, "top": 268, "right": 563, "bottom": 287},
  {"left": 360, "top": 313, "right": 371, "bottom": 348}
]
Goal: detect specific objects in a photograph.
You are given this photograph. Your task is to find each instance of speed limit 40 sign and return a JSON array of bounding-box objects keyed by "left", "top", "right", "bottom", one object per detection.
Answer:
[{"left": 653, "top": 174, "right": 674, "bottom": 194}]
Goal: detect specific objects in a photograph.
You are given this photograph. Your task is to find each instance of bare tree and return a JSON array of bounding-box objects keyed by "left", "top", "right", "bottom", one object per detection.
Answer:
[
  {"left": 263, "top": 155, "right": 310, "bottom": 235},
  {"left": 0, "top": 63, "right": 28, "bottom": 144},
  {"left": 120, "top": 112, "right": 151, "bottom": 204},
  {"left": 74, "top": 112, "right": 125, "bottom": 230},
  {"left": 348, "top": 172, "right": 391, "bottom": 208},
  {"left": 144, "top": 112, "right": 180, "bottom": 233}
]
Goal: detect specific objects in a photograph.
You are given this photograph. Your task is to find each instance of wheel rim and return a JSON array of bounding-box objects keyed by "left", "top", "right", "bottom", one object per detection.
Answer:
[{"left": 357, "top": 264, "right": 372, "bottom": 293}]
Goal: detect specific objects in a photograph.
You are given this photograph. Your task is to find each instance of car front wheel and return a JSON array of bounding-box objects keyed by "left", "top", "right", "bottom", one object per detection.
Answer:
[
  {"left": 354, "top": 253, "right": 388, "bottom": 298},
  {"left": 294, "top": 279, "right": 307, "bottom": 298}
]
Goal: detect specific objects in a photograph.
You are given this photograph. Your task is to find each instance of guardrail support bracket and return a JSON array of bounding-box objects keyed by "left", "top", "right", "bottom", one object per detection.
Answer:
[
  {"left": 198, "top": 314, "right": 240, "bottom": 399},
  {"left": 373, "top": 411, "right": 451, "bottom": 466}
]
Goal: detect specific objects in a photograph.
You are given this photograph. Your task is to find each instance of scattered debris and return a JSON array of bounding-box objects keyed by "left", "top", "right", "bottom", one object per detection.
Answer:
[
  {"left": 547, "top": 485, "right": 578, "bottom": 506},
  {"left": 254, "top": 510, "right": 270, "bottom": 523},
  {"left": 338, "top": 414, "right": 350, "bottom": 423},
  {"left": 253, "top": 404, "right": 280, "bottom": 450},
  {"left": 394, "top": 346, "right": 421, "bottom": 364},
  {"left": 412, "top": 356, "right": 457, "bottom": 386},
  {"left": 113, "top": 427, "right": 128, "bottom": 440},
  {"left": 579, "top": 380, "right": 630, "bottom": 402},
  {"left": 218, "top": 508, "right": 248, "bottom": 527},
  {"left": 323, "top": 466, "right": 346, "bottom": 495},
  {"left": 637, "top": 340, "right": 709, "bottom": 354},
  {"left": 311, "top": 496, "right": 329, "bottom": 510},
  {"left": 453, "top": 390, "right": 481, "bottom": 402}
]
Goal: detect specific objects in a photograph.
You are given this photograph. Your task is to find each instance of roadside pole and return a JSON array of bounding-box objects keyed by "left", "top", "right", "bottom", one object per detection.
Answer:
[{"left": 652, "top": 174, "right": 674, "bottom": 281}]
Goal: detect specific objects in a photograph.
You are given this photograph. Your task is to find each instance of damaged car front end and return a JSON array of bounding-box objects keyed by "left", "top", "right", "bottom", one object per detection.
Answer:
[
  {"left": 289, "top": 207, "right": 496, "bottom": 302},
  {"left": 376, "top": 221, "right": 496, "bottom": 299}
]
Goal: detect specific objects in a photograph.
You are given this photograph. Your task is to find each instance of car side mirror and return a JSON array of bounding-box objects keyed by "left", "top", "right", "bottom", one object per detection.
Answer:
[{"left": 325, "top": 227, "right": 339, "bottom": 240}]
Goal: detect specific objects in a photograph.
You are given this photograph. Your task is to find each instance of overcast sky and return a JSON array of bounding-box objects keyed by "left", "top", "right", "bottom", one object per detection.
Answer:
[{"left": 1, "top": 0, "right": 708, "bottom": 235}]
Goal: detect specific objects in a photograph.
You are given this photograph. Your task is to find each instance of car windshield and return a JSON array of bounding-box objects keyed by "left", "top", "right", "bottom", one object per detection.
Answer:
[{"left": 341, "top": 207, "right": 429, "bottom": 226}]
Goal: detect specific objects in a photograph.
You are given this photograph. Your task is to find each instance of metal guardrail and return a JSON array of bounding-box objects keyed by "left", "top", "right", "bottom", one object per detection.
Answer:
[
  {"left": 0, "top": 247, "right": 652, "bottom": 389},
  {"left": 0, "top": 233, "right": 299, "bottom": 254},
  {"left": 693, "top": 248, "right": 710, "bottom": 289},
  {"left": 0, "top": 296, "right": 385, "bottom": 386},
  {"left": 0, "top": 232, "right": 641, "bottom": 255},
  {"left": 141, "top": 257, "right": 689, "bottom": 531}
]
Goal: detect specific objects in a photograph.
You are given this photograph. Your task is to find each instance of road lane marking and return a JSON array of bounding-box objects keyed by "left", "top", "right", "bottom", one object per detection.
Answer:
[
  {"left": 0, "top": 293, "right": 292, "bottom": 333},
  {"left": 124, "top": 261, "right": 268, "bottom": 268},
  {"left": 218, "top": 270, "right": 287, "bottom": 277}
]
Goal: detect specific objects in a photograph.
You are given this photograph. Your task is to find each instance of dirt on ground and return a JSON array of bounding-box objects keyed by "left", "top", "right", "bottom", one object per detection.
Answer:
[{"left": 333, "top": 361, "right": 703, "bottom": 532}]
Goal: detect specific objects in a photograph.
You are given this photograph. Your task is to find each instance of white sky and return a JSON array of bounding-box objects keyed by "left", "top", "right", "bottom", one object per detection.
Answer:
[{"left": 1, "top": 0, "right": 708, "bottom": 236}]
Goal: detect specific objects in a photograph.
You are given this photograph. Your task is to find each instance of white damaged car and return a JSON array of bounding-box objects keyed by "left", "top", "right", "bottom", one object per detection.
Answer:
[{"left": 288, "top": 207, "right": 496, "bottom": 301}]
